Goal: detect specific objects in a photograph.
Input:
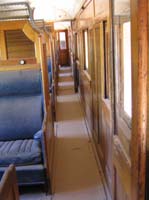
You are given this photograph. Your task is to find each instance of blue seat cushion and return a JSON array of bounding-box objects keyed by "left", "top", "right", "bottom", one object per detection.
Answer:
[
  {"left": 47, "top": 58, "right": 52, "bottom": 73},
  {"left": 0, "top": 69, "right": 42, "bottom": 96},
  {"left": 0, "top": 139, "right": 42, "bottom": 167},
  {"left": 0, "top": 164, "right": 46, "bottom": 185},
  {"left": 48, "top": 72, "right": 52, "bottom": 86},
  {"left": 0, "top": 95, "right": 43, "bottom": 141}
]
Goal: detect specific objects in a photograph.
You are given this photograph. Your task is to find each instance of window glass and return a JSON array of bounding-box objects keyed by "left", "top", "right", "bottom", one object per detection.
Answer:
[
  {"left": 59, "top": 32, "right": 66, "bottom": 50},
  {"left": 123, "top": 21, "right": 132, "bottom": 117},
  {"left": 84, "top": 30, "right": 89, "bottom": 70},
  {"left": 103, "top": 22, "right": 109, "bottom": 99}
]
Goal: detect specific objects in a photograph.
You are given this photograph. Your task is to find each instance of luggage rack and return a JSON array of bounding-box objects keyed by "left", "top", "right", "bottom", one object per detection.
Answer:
[
  {"left": 0, "top": 2, "right": 33, "bottom": 21},
  {"left": 0, "top": 2, "right": 42, "bottom": 32},
  {"left": 34, "top": 19, "right": 49, "bottom": 33}
]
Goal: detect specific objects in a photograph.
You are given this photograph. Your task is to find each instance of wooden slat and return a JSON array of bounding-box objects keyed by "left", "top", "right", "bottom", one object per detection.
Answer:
[
  {"left": 0, "top": 165, "right": 19, "bottom": 200},
  {"left": 23, "top": 21, "right": 36, "bottom": 42},
  {"left": 5, "top": 30, "right": 35, "bottom": 59},
  {"left": 35, "top": 33, "right": 41, "bottom": 63},
  {"left": 39, "top": 36, "right": 50, "bottom": 111},
  {"left": 0, "top": 20, "right": 26, "bottom": 30},
  {"left": 113, "top": 136, "right": 131, "bottom": 196},
  {"left": 131, "top": 0, "right": 148, "bottom": 200},
  {"left": 0, "top": 30, "right": 7, "bottom": 59},
  {"left": 0, "top": 58, "right": 36, "bottom": 65},
  {"left": 0, "top": 64, "right": 40, "bottom": 71}
]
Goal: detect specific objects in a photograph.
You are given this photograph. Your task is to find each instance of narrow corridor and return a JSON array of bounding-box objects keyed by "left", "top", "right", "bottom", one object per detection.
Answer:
[{"left": 52, "top": 66, "right": 107, "bottom": 200}]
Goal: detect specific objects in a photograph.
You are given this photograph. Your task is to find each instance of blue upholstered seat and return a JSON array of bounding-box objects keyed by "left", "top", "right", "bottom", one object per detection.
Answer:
[
  {"left": 0, "top": 139, "right": 42, "bottom": 166},
  {"left": 0, "top": 69, "right": 47, "bottom": 186},
  {"left": 47, "top": 58, "right": 53, "bottom": 91}
]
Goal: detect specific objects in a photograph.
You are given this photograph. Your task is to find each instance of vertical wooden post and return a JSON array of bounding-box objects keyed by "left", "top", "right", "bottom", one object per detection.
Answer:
[
  {"left": 35, "top": 34, "right": 41, "bottom": 64},
  {"left": 39, "top": 35, "right": 50, "bottom": 112},
  {"left": 131, "top": 0, "right": 148, "bottom": 199},
  {"left": 0, "top": 30, "right": 7, "bottom": 60}
]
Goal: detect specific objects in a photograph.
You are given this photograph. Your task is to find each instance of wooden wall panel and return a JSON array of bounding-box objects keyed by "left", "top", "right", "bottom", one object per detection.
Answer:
[
  {"left": 81, "top": 71, "right": 92, "bottom": 130},
  {"left": 73, "top": 0, "right": 112, "bottom": 198},
  {"left": 113, "top": 136, "right": 131, "bottom": 197},
  {"left": 5, "top": 30, "right": 35, "bottom": 59},
  {"left": 101, "top": 100, "right": 113, "bottom": 194},
  {"left": 94, "top": 0, "right": 109, "bottom": 19},
  {"left": 0, "top": 31, "right": 7, "bottom": 60},
  {"left": 79, "top": 0, "right": 94, "bottom": 28},
  {"left": 115, "top": 172, "right": 129, "bottom": 200},
  {"left": 131, "top": 0, "right": 148, "bottom": 200}
]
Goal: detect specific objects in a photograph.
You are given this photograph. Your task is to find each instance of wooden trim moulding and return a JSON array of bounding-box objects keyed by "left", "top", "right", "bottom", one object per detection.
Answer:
[{"left": 131, "top": 0, "right": 148, "bottom": 200}]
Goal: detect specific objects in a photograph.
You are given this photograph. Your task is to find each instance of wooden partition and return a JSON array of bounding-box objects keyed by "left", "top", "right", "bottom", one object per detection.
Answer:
[
  {"left": 0, "top": 165, "right": 19, "bottom": 200},
  {"left": 39, "top": 36, "right": 55, "bottom": 191},
  {"left": 0, "top": 20, "right": 40, "bottom": 63},
  {"left": 131, "top": 0, "right": 148, "bottom": 200}
]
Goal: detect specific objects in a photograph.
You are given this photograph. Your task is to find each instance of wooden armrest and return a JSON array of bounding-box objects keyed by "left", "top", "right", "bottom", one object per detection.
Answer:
[{"left": 0, "top": 165, "right": 19, "bottom": 200}]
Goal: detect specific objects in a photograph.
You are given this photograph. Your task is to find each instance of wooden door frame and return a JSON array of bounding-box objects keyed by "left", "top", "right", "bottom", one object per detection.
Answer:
[
  {"left": 131, "top": 0, "right": 148, "bottom": 200},
  {"left": 57, "top": 29, "right": 69, "bottom": 66},
  {"left": 110, "top": 0, "right": 148, "bottom": 199}
]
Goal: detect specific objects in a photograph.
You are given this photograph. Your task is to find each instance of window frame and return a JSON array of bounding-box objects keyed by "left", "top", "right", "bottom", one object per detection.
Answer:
[
  {"left": 83, "top": 29, "right": 89, "bottom": 71},
  {"left": 120, "top": 19, "right": 132, "bottom": 127},
  {"left": 103, "top": 21, "right": 110, "bottom": 100},
  {"left": 115, "top": 17, "right": 132, "bottom": 128},
  {"left": 59, "top": 31, "right": 67, "bottom": 50}
]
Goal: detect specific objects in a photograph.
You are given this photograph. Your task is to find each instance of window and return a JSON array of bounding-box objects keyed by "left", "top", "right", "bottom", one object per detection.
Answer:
[
  {"left": 59, "top": 32, "right": 67, "bottom": 50},
  {"left": 74, "top": 33, "right": 78, "bottom": 59},
  {"left": 122, "top": 21, "right": 132, "bottom": 118},
  {"left": 103, "top": 21, "right": 110, "bottom": 99},
  {"left": 84, "top": 30, "right": 89, "bottom": 70}
]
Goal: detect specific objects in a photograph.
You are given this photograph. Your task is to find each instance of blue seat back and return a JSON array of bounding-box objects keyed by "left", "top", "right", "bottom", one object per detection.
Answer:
[
  {"left": 0, "top": 69, "right": 43, "bottom": 141},
  {"left": 47, "top": 58, "right": 53, "bottom": 86},
  {"left": 47, "top": 58, "right": 52, "bottom": 73}
]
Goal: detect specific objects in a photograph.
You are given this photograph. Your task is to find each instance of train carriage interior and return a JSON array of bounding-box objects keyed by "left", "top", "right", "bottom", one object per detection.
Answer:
[{"left": 0, "top": 0, "right": 148, "bottom": 200}]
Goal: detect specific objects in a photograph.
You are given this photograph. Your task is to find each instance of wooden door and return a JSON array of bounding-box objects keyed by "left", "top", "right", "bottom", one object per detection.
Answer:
[
  {"left": 89, "top": 28, "right": 98, "bottom": 143},
  {"left": 93, "top": 21, "right": 114, "bottom": 197},
  {"left": 112, "top": 1, "right": 131, "bottom": 199},
  {"left": 112, "top": 0, "right": 148, "bottom": 200},
  {"left": 58, "top": 30, "right": 69, "bottom": 66}
]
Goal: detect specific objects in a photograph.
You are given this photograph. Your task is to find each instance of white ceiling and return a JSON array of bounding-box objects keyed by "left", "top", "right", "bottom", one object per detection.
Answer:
[
  {"left": 0, "top": 0, "right": 86, "bottom": 21},
  {"left": 33, "top": 0, "right": 85, "bottom": 21}
]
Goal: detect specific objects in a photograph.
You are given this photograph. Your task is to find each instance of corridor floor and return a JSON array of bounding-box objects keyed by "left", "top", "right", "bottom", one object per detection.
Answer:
[{"left": 52, "top": 66, "right": 107, "bottom": 200}]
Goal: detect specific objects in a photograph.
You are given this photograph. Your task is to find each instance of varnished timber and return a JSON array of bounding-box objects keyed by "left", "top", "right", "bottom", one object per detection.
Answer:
[
  {"left": 39, "top": 36, "right": 50, "bottom": 111},
  {"left": 0, "top": 64, "right": 40, "bottom": 71},
  {"left": 131, "top": 0, "right": 148, "bottom": 200},
  {"left": 0, "top": 30, "right": 7, "bottom": 59},
  {"left": 0, "top": 165, "right": 19, "bottom": 200},
  {"left": 0, "top": 20, "right": 41, "bottom": 63}
]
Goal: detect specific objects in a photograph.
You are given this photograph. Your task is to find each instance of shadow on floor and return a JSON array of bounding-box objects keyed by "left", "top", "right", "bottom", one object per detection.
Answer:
[{"left": 20, "top": 185, "right": 51, "bottom": 200}]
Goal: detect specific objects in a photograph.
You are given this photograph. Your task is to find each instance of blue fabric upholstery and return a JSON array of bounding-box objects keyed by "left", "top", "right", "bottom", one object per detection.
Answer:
[
  {"left": 0, "top": 70, "right": 42, "bottom": 96},
  {"left": 0, "top": 165, "right": 46, "bottom": 185},
  {"left": 34, "top": 130, "right": 43, "bottom": 141},
  {"left": 0, "top": 139, "right": 42, "bottom": 166},
  {"left": 0, "top": 69, "right": 47, "bottom": 187},
  {"left": 0, "top": 95, "right": 43, "bottom": 141},
  {"left": 47, "top": 58, "right": 52, "bottom": 73},
  {"left": 48, "top": 73, "right": 52, "bottom": 86},
  {"left": 47, "top": 58, "right": 53, "bottom": 92}
]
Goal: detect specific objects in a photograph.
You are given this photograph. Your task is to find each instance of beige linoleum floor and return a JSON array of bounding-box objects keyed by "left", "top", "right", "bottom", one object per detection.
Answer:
[
  {"left": 52, "top": 66, "right": 107, "bottom": 200},
  {"left": 20, "top": 66, "right": 107, "bottom": 200}
]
